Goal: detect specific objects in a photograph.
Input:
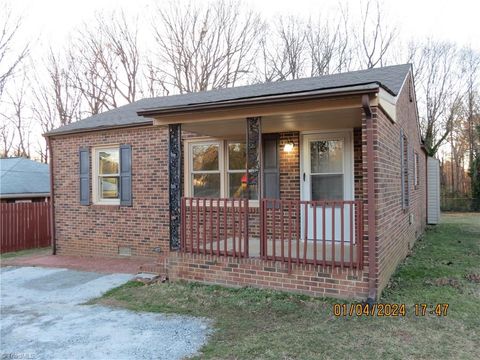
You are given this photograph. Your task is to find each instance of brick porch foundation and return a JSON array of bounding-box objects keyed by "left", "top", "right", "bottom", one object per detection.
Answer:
[{"left": 168, "top": 252, "right": 370, "bottom": 299}]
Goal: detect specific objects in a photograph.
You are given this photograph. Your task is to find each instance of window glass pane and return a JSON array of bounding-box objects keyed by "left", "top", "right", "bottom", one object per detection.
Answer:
[
  {"left": 248, "top": 184, "right": 258, "bottom": 200},
  {"left": 99, "top": 149, "right": 119, "bottom": 174},
  {"left": 100, "top": 177, "right": 119, "bottom": 199},
  {"left": 228, "top": 173, "right": 247, "bottom": 198},
  {"left": 193, "top": 173, "right": 220, "bottom": 197},
  {"left": 311, "top": 174, "right": 343, "bottom": 201},
  {"left": 228, "top": 143, "right": 246, "bottom": 170},
  {"left": 310, "top": 140, "right": 343, "bottom": 173},
  {"left": 192, "top": 144, "right": 219, "bottom": 171}
]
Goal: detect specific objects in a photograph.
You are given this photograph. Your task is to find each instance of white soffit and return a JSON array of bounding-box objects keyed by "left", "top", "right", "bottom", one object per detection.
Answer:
[{"left": 377, "top": 88, "right": 397, "bottom": 123}]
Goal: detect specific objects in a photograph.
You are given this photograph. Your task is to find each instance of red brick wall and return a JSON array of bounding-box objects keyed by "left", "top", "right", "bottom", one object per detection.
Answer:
[
  {"left": 51, "top": 126, "right": 170, "bottom": 259},
  {"left": 372, "top": 73, "right": 427, "bottom": 294},
  {"left": 279, "top": 132, "right": 300, "bottom": 200},
  {"left": 169, "top": 252, "right": 369, "bottom": 299},
  {"left": 353, "top": 128, "right": 363, "bottom": 201}
]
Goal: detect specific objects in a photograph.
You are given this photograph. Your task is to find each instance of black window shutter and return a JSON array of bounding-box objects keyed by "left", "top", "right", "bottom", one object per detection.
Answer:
[
  {"left": 79, "top": 147, "right": 90, "bottom": 205},
  {"left": 263, "top": 134, "right": 280, "bottom": 199},
  {"left": 120, "top": 144, "right": 132, "bottom": 206}
]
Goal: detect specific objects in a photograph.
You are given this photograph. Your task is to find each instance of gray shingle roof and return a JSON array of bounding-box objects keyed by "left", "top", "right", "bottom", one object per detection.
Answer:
[
  {"left": 0, "top": 158, "right": 50, "bottom": 197},
  {"left": 46, "top": 63, "right": 411, "bottom": 136}
]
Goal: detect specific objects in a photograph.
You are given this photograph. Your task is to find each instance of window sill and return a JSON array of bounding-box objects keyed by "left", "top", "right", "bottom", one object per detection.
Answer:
[{"left": 91, "top": 203, "right": 121, "bottom": 210}]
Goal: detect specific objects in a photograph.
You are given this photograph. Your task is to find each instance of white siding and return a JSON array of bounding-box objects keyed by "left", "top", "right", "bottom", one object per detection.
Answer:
[{"left": 427, "top": 157, "right": 441, "bottom": 224}]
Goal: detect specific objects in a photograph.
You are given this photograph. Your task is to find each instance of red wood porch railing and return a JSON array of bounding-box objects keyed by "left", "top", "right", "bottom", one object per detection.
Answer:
[
  {"left": 261, "top": 199, "right": 363, "bottom": 269},
  {"left": 181, "top": 197, "right": 249, "bottom": 258},
  {"left": 180, "top": 197, "right": 363, "bottom": 269}
]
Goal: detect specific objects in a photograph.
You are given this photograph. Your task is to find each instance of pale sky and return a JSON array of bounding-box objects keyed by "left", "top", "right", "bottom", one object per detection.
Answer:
[
  {"left": 2, "top": 0, "right": 479, "bottom": 160},
  {"left": 10, "top": 0, "right": 480, "bottom": 52}
]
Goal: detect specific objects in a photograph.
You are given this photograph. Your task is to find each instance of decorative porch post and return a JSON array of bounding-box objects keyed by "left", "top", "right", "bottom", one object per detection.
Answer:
[
  {"left": 168, "top": 124, "right": 182, "bottom": 250},
  {"left": 246, "top": 117, "right": 262, "bottom": 200},
  {"left": 246, "top": 117, "right": 261, "bottom": 257}
]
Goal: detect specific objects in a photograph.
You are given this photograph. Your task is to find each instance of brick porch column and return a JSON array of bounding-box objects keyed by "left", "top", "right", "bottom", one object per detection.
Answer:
[{"left": 168, "top": 124, "right": 182, "bottom": 250}]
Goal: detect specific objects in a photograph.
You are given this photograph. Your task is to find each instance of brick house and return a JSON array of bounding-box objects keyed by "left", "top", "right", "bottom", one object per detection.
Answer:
[{"left": 45, "top": 64, "right": 427, "bottom": 300}]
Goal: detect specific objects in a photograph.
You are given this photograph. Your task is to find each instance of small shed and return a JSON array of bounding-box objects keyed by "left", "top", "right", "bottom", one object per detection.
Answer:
[
  {"left": 0, "top": 157, "right": 50, "bottom": 203},
  {"left": 427, "top": 157, "right": 441, "bottom": 224}
]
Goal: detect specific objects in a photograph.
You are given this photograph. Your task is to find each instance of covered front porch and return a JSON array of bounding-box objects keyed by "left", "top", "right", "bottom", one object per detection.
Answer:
[{"left": 148, "top": 89, "right": 378, "bottom": 272}]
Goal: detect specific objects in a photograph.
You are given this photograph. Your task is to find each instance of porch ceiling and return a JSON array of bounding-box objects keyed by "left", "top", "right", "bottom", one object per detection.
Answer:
[
  {"left": 154, "top": 94, "right": 366, "bottom": 137},
  {"left": 180, "top": 107, "right": 362, "bottom": 137}
]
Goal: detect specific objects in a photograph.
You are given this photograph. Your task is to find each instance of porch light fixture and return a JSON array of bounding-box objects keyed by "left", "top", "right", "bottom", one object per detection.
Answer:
[{"left": 283, "top": 142, "right": 294, "bottom": 153}]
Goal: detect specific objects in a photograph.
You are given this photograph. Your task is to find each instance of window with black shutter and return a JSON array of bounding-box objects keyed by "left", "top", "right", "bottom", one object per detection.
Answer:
[{"left": 262, "top": 134, "right": 280, "bottom": 199}]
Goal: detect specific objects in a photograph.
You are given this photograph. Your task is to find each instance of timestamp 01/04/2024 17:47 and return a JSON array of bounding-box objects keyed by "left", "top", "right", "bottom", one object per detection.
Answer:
[{"left": 332, "top": 303, "right": 449, "bottom": 317}]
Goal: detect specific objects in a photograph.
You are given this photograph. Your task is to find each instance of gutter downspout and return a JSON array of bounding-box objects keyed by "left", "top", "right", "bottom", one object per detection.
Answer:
[
  {"left": 362, "top": 94, "right": 377, "bottom": 302},
  {"left": 46, "top": 137, "right": 56, "bottom": 255}
]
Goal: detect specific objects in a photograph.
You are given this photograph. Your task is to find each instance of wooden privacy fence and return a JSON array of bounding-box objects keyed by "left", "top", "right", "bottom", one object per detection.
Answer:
[{"left": 0, "top": 202, "right": 51, "bottom": 253}]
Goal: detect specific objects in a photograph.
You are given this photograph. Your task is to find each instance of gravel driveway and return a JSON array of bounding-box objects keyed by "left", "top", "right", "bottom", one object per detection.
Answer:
[{"left": 0, "top": 266, "right": 211, "bottom": 360}]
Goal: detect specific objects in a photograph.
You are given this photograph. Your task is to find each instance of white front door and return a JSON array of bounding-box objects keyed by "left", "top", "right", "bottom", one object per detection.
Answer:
[{"left": 301, "top": 131, "right": 354, "bottom": 242}]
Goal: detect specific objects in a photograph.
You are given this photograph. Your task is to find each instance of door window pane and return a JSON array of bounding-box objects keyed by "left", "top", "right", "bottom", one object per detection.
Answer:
[
  {"left": 99, "top": 149, "right": 119, "bottom": 174},
  {"left": 193, "top": 144, "right": 219, "bottom": 171},
  {"left": 228, "top": 173, "right": 247, "bottom": 198},
  {"left": 310, "top": 140, "right": 343, "bottom": 173},
  {"left": 100, "top": 177, "right": 119, "bottom": 199},
  {"left": 311, "top": 174, "right": 343, "bottom": 201},
  {"left": 193, "top": 174, "right": 221, "bottom": 197},
  {"left": 228, "top": 143, "right": 246, "bottom": 170}
]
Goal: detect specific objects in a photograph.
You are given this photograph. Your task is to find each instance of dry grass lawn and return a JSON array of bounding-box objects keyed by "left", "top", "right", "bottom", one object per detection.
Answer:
[{"left": 93, "top": 213, "right": 480, "bottom": 359}]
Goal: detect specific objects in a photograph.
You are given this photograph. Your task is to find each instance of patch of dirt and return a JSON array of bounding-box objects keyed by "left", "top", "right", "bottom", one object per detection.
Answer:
[
  {"left": 395, "top": 330, "right": 413, "bottom": 344},
  {"left": 425, "top": 277, "right": 462, "bottom": 289},
  {"left": 93, "top": 297, "right": 129, "bottom": 308},
  {"left": 465, "top": 273, "right": 480, "bottom": 283},
  {"left": 133, "top": 274, "right": 168, "bottom": 285}
]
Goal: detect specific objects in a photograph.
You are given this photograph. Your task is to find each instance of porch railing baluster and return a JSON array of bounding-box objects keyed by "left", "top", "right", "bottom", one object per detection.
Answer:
[
  {"left": 313, "top": 202, "right": 317, "bottom": 266},
  {"left": 331, "top": 201, "right": 335, "bottom": 266},
  {"left": 180, "top": 197, "right": 363, "bottom": 269},
  {"left": 303, "top": 201, "right": 308, "bottom": 265}
]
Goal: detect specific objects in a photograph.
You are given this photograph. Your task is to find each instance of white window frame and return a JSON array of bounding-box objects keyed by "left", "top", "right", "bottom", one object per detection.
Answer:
[
  {"left": 226, "top": 141, "right": 247, "bottom": 198},
  {"left": 184, "top": 138, "right": 257, "bottom": 204},
  {"left": 187, "top": 140, "right": 224, "bottom": 198},
  {"left": 92, "top": 145, "right": 121, "bottom": 205}
]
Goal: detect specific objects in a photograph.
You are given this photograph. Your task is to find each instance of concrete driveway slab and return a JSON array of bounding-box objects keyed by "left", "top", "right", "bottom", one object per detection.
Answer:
[{"left": 0, "top": 267, "right": 211, "bottom": 360}]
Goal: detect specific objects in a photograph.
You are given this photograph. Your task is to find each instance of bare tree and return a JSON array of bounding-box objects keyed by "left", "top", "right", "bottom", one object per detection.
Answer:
[
  {"left": 411, "top": 40, "right": 464, "bottom": 156},
  {"left": 0, "top": 5, "right": 29, "bottom": 99},
  {"left": 459, "top": 47, "right": 480, "bottom": 169},
  {"left": 67, "top": 29, "right": 113, "bottom": 115},
  {"left": 31, "top": 51, "right": 82, "bottom": 162},
  {"left": 356, "top": 0, "right": 396, "bottom": 69},
  {"left": 259, "top": 16, "right": 307, "bottom": 81},
  {"left": 151, "top": 0, "right": 263, "bottom": 93},
  {"left": 306, "top": 11, "right": 353, "bottom": 76},
  {"left": 0, "top": 122, "right": 14, "bottom": 157},
  {"left": 144, "top": 59, "right": 171, "bottom": 98},
  {"left": 7, "top": 72, "right": 31, "bottom": 158},
  {"left": 97, "top": 11, "right": 142, "bottom": 104}
]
